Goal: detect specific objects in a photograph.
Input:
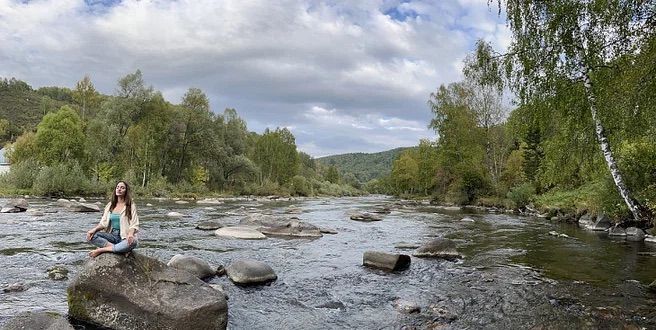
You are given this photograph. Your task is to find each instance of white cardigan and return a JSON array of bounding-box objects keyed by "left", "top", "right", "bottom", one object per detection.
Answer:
[{"left": 98, "top": 201, "right": 140, "bottom": 239}]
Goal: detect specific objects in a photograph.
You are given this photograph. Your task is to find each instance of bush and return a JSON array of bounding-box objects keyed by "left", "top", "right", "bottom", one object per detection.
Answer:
[
  {"left": 507, "top": 182, "right": 536, "bottom": 209},
  {"left": 32, "top": 162, "right": 90, "bottom": 196},
  {"left": 7, "top": 159, "right": 40, "bottom": 189},
  {"left": 290, "top": 175, "right": 311, "bottom": 196}
]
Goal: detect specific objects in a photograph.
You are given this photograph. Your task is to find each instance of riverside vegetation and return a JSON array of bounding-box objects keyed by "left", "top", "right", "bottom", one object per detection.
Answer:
[{"left": 1, "top": 2, "right": 655, "bottom": 228}]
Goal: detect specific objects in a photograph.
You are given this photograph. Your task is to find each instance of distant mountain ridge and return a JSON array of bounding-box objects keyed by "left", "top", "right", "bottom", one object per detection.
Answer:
[{"left": 317, "top": 147, "right": 411, "bottom": 183}]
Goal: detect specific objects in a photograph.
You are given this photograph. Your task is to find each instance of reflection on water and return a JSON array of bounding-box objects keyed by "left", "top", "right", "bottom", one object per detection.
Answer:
[{"left": 0, "top": 196, "right": 655, "bottom": 329}]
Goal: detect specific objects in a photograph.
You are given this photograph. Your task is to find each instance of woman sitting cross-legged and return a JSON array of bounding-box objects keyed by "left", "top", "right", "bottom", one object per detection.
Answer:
[{"left": 86, "top": 180, "right": 140, "bottom": 258}]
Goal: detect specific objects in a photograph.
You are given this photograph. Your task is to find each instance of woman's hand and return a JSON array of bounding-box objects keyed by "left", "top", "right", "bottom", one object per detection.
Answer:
[
  {"left": 86, "top": 230, "right": 95, "bottom": 241},
  {"left": 127, "top": 234, "right": 135, "bottom": 246}
]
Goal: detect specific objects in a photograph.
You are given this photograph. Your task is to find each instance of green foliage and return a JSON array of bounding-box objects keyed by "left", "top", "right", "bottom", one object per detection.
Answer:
[
  {"left": 252, "top": 128, "right": 299, "bottom": 185},
  {"left": 324, "top": 165, "right": 340, "bottom": 184},
  {"left": 6, "top": 131, "right": 37, "bottom": 164},
  {"left": 32, "top": 162, "right": 89, "bottom": 196},
  {"left": 35, "top": 106, "right": 86, "bottom": 165},
  {"left": 506, "top": 182, "right": 536, "bottom": 209},
  {"left": 6, "top": 158, "right": 40, "bottom": 189},
  {"left": 317, "top": 147, "right": 409, "bottom": 183},
  {"left": 290, "top": 175, "right": 311, "bottom": 196}
]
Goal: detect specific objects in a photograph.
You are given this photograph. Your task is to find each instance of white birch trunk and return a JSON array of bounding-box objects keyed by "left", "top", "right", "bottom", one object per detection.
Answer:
[{"left": 582, "top": 69, "right": 647, "bottom": 223}]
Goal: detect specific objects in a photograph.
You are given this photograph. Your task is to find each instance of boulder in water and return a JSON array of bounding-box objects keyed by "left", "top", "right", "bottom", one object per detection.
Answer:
[
  {"left": 68, "top": 201, "right": 100, "bottom": 212},
  {"left": 393, "top": 299, "right": 420, "bottom": 314},
  {"left": 195, "top": 221, "right": 223, "bottom": 231},
  {"left": 413, "top": 238, "right": 461, "bottom": 260},
  {"left": 608, "top": 226, "right": 626, "bottom": 237},
  {"left": 2, "top": 311, "right": 74, "bottom": 330},
  {"left": 350, "top": 212, "right": 382, "bottom": 222},
  {"left": 215, "top": 226, "right": 266, "bottom": 240},
  {"left": 363, "top": 251, "right": 411, "bottom": 271},
  {"left": 226, "top": 259, "right": 277, "bottom": 285},
  {"left": 2, "top": 282, "right": 26, "bottom": 293},
  {"left": 649, "top": 280, "right": 656, "bottom": 293},
  {"left": 0, "top": 198, "right": 28, "bottom": 213},
  {"left": 259, "top": 219, "right": 322, "bottom": 238},
  {"left": 67, "top": 252, "right": 227, "bottom": 330},
  {"left": 47, "top": 265, "right": 69, "bottom": 280},
  {"left": 588, "top": 214, "right": 611, "bottom": 231},
  {"left": 626, "top": 227, "right": 646, "bottom": 242},
  {"left": 197, "top": 198, "right": 224, "bottom": 205},
  {"left": 167, "top": 254, "right": 216, "bottom": 279},
  {"left": 167, "top": 211, "right": 185, "bottom": 218}
]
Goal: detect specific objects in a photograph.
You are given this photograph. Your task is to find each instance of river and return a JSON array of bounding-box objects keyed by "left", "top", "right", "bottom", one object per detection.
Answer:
[{"left": 0, "top": 196, "right": 655, "bottom": 329}]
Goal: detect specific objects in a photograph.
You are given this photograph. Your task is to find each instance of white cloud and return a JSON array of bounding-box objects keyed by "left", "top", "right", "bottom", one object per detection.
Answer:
[{"left": 0, "top": 0, "right": 509, "bottom": 156}]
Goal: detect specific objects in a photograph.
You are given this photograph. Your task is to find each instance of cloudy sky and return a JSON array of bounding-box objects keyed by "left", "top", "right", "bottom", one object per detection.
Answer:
[{"left": 0, "top": 0, "right": 510, "bottom": 157}]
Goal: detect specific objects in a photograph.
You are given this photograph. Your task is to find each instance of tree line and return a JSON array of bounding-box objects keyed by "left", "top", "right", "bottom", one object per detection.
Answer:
[
  {"left": 385, "top": 0, "right": 656, "bottom": 225},
  {"left": 0, "top": 71, "right": 359, "bottom": 197}
]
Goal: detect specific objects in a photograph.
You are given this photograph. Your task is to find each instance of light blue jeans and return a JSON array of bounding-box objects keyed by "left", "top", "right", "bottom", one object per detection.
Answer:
[{"left": 90, "top": 228, "right": 138, "bottom": 253}]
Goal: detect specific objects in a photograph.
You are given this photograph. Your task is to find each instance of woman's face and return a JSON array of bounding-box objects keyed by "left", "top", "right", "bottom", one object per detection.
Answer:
[{"left": 115, "top": 182, "right": 127, "bottom": 197}]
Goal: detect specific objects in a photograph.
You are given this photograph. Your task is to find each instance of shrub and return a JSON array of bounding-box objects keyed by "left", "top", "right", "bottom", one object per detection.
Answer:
[
  {"left": 32, "top": 162, "right": 90, "bottom": 196},
  {"left": 507, "top": 182, "right": 536, "bottom": 209},
  {"left": 7, "top": 159, "right": 40, "bottom": 189},
  {"left": 290, "top": 175, "right": 311, "bottom": 196}
]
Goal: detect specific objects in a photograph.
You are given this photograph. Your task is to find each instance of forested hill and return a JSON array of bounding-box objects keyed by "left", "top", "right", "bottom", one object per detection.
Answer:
[{"left": 317, "top": 147, "right": 410, "bottom": 183}]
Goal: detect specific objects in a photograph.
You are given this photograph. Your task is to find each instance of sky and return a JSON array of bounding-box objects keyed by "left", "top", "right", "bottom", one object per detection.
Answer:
[{"left": 0, "top": 0, "right": 510, "bottom": 157}]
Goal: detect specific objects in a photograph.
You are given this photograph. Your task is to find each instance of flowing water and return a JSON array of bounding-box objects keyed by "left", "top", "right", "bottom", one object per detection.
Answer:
[{"left": 0, "top": 196, "right": 655, "bottom": 329}]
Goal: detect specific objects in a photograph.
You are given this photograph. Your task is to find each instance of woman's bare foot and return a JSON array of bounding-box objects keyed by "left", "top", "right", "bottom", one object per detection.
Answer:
[{"left": 89, "top": 249, "right": 104, "bottom": 258}]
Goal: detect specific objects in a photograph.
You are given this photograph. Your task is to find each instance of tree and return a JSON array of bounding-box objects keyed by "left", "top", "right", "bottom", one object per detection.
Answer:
[
  {"left": 325, "top": 165, "right": 340, "bottom": 184},
  {"left": 483, "top": 1, "right": 655, "bottom": 224},
  {"left": 34, "top": 106, "right": 85, "bottom": 165},
  {"left": 391, "top": 150, "right": 419, "bottom": 194},
  {"left": 72, "top": 75, "right": 100, "bottom": 120},
  {"left": 252, "top": 128, "right": 299, "bottom": 185}
]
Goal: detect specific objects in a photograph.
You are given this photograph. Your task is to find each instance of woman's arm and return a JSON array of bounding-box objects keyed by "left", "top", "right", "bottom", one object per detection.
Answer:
[
  {"left": 86, "top": 203, "right": 111, "bottom": 241},
  {"left": 127, "top": 202, "right": 140, "bottom": 245}
]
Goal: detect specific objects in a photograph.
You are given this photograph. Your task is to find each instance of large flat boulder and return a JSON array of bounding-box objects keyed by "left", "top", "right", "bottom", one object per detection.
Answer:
[
  {"left": 259, "top": 219, "right": 322, "bottom": 238},
  {"left": 2, "top": 311, "right": 74, "bottom": 330},
  {"left": 67, "top": 253, "right": 227, "bottom": 330},
  {"left": 215, "top": 226, "right": 266, "bottom": 240}
]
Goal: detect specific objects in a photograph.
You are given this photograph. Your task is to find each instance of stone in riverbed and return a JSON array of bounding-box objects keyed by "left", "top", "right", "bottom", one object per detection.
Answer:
[
  {"left": 1, "top": 198, "right": 28, "bottom": 213},
  {"left": 195, "top": 221, "right": 223, "bottom": 230},
  {"left": 167, "top": 211, "right": 185, "bottom": 218},
  {"left": 226, "top": 259, "right": 277, "bottom": 285},
  {"left": 2, "top": 311, "right": 74, "bottom": 330},
  {"left": 625, "top": 227, "right": 646, "bottom": 242},
  {"left": 608, "top": 226, "right": 627, "bottom": 237},
  {"left": 363, "top": 251, "right": 411, "bottom": 271},
  {"left": 588, "top": 214, "right": 612, "bottom": 231},
  {"left": 350, "top": 212, "right": 382, "bottom": 222},
  {"left": 413, "top": 238, "right": 461, "bottom": 260},
  {"left": 47, "top": 265, "right": 69, "bottom": 280},
  {"left": 649, "top": 280, "right": 656, "bottom": 293},
  {"left": 68, "top": 252, "right": 227, "bottom": 330},
  {"left": 167, "top": 254, "right": 216, "bottom": 279},
  {"left": 259, "top": 219, "right": 323, "bottom": 238},
  {"left": 2, "top": 282, "right": 26, "bottom": 293},
  {"left": 393, "top": 299, "right": 420, "bottom": 314},
  {"left": 215, "top": 226, "right": 266, "bottom": 240},
  {"left": 68, "top": 201, "right": 100, "bottom": 212}
]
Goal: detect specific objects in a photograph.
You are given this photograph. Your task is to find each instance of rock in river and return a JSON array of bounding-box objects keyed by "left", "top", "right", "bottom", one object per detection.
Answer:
[
  {"left": 195, "top": 221, "right": 223, "bottom": 231},
  {"left": 226, "top": 259, "right": 277, "bottom": 285},
  {"left": 626, "top": 227, "right": 646, "bottom": 242},
  {"left": 0, "top": 198, "right": 28, "bottom": 213},
  {"left": 215, "top": 226, "right": 266, "bottom": 240},
  {"left": 413, "top": 238, "right": 461, "bottom": 260},
  {"left": 259, "top": 219, "right": 323, "bottom": 238},
  {"left": 350, "top": 212, "right": 382, "bottom": 222},
  {"left": 68, "top": 252, "right": 227, "bottom": 330},
  {"left": 363, "top": 251, "right": 411, "bottom": 271},
  {"left": 167, "top": 254, "right": 216, "bottom": 279},
  {"left": 2, "top": 311, "right": 74, "bottom": 330}
]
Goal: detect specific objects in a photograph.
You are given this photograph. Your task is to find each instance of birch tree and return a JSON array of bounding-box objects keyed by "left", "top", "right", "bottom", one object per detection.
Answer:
[{"left": 484, "top": 0, "right": 655, "bottom": 224}]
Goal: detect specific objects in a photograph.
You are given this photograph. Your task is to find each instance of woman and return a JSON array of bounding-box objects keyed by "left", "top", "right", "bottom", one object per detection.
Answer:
[{"left": 86, "top": 181, "right": 140, "bottom": 258}]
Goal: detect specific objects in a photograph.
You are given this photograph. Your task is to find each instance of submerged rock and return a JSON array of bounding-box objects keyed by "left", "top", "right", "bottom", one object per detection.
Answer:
[
  {"left": 226, "top": 259, "right": 277, "bottom": 285},
  {"left": 413, "top": 238, "right": 461, "bottom": 260},
  {"left": 46, "top": 265, "right": 69, "bottom": 280},
  {"left": 167, "top": 254, "right": 216, "bottom": 279},
  {"left": 197, "top": 198, "right": 224, "bottom": 205},
  {"left": 215, "top": 226, "right": 266, "bottom": 240},
  {"left": 393, "top": 299, "right": 420, "bottom": 314},
  {"left": 363, "top": 251, "right": 411, "bottom": 271},
  {"left": 167, "top": 211, "right": 185, "bottom": 218},
  {"left": 2, "top": 311, "right": 74, "bottom": 330},
  {"left": 2, "top": 282, "right": 26, "bottom": 293},
  {"left": 67, "top": 252, "right": 227, "bottom": 330}
]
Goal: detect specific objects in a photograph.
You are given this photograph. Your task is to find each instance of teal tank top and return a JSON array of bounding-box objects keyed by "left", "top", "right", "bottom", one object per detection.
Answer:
[{"left": 109, "top": 212, "right": 120, "bottom": 230}]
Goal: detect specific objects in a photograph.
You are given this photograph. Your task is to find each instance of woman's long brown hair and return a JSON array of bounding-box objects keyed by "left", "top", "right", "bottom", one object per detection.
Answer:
[{"left": 110, "top": 181, "right": 132, "bottom": 220}]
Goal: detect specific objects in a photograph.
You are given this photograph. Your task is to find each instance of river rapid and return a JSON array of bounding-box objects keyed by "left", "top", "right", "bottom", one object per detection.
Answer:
[{"left": 0, "top": 196, "right": 655, "bottom": 329}]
